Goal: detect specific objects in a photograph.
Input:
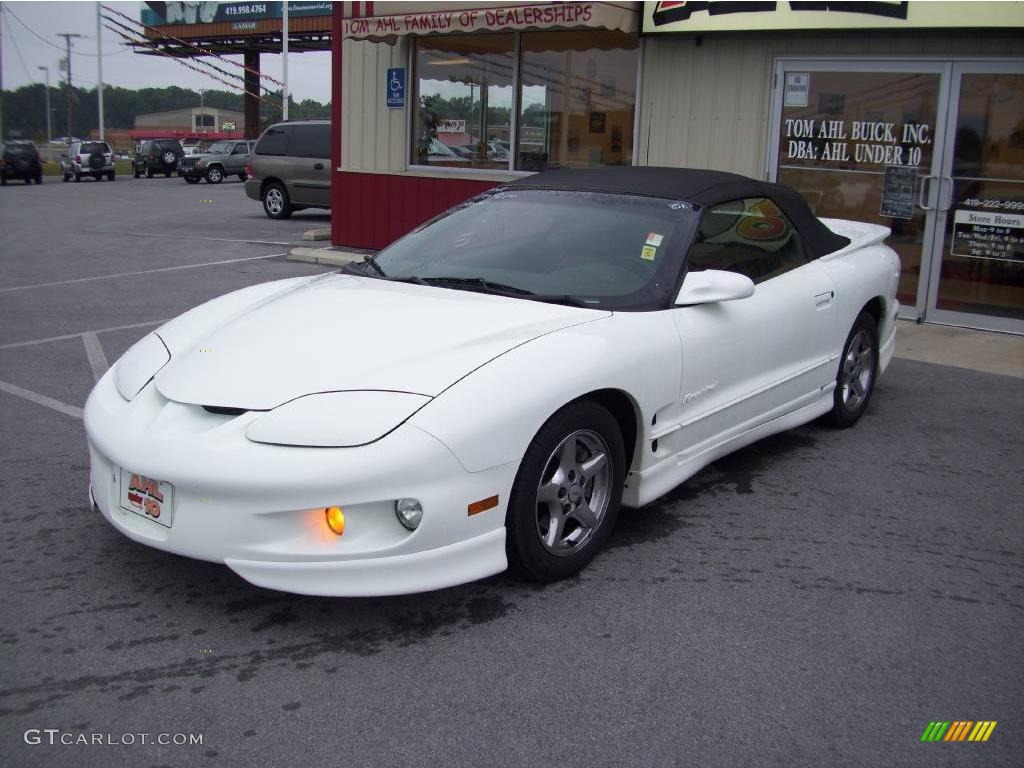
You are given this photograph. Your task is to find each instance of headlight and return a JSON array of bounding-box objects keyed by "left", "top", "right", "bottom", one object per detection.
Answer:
[
  {"left": 246, "top": 391, "right": 430, "bottom": 447},
  {"left": 114, "top": 333, "right": 170, "bottom": 401}
]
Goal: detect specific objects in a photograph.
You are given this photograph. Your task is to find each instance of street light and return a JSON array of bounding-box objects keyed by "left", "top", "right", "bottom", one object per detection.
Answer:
[{"left": 37, "top": 66, "right": 52, "bottom": 145}]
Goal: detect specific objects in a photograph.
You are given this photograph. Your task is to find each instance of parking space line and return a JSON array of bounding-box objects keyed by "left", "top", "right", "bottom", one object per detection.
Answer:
[
  {"left": 0, "top": 254, "right": 284, "bottom": 293},
  {"left": 82, "top": 333, "right": 110, "bottom": 382},
  {"left": 0, "top": 380, "right": 84, "bottom": 420},
  {"left": 0, "top": 320, "right": 168, "bottom": 351},
  {"left": 109, "top": 232, "right": 293, "bottom": 247}
]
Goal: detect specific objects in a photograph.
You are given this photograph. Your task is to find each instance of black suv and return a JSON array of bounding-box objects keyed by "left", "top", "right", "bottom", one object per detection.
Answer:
[
  {"left": 1, "top": 141, "right": 43, "bottom": 185},
  {"left": 133, "top": 139, "right": 185, "bottom": 178}
]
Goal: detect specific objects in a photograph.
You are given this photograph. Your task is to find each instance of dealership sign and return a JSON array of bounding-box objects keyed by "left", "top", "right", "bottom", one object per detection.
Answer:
[
  {"left": 344, "top": 1, "right": 638, "bottom": 40},
  {"left": 644, "top": 1, "right": 1024, "bottom": 33}
]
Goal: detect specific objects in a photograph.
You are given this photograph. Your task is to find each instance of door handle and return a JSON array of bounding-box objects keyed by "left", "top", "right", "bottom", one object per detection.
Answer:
[
  {"left": 939, "top": 175, "right": 954, "bottom": 212},
  {"left": 313, "top": 163, "right": 324, "bottom": 170},
  {"left": 814, "top": 290, "right": 834, "bottom": 309},
  {"left": 918, "top": 174, "right": 937, "bottom": 211}
]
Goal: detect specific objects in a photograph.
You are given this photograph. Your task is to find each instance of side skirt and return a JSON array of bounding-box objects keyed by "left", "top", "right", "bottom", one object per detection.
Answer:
[{"left": 622, "top": 392, "right": 833, "bottom": 508}]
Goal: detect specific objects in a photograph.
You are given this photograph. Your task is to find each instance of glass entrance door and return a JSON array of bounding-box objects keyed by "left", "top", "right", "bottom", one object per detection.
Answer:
[
  {"left": 770, "top": 59, "right": 1024, "bottom": 333},
  {"left": 769, "top": 61, "right": 949, "bottom": 318},
  {"left": 926, "top": 63, "right": 1024, "bottom": 332}
]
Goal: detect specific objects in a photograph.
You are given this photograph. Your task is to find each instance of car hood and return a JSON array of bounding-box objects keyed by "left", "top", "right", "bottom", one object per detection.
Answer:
[{"left": 154, "top": 274, "right": 609, "bottom": 410}]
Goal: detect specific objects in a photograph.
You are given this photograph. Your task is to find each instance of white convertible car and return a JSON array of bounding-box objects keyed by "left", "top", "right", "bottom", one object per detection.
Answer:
[{"left": 85, "top": 168, "right": 900, "bottom": 596}]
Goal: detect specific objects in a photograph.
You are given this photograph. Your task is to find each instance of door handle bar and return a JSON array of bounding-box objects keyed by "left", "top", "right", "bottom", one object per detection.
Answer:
[{"left": 918, "top": 174, "right": 936, "bottom": 211}]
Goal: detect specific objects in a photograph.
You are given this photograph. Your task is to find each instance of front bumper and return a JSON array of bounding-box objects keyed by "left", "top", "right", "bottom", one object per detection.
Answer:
[{"left": 85, "top": 370, "right": 514, "bottom": 596}]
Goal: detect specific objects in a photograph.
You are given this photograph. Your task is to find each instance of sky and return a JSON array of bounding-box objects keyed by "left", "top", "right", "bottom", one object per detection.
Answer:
[{"left": 0, "top": 1, "right": 333, "bottom": 102}]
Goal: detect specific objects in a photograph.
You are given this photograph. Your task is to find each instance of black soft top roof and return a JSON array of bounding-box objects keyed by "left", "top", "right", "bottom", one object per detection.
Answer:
[{"left": 508, "top": 166, "right": 850, "bottom": 258}]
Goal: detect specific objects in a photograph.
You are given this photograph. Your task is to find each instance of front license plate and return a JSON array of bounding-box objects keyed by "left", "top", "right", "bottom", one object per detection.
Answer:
[{"left": 119, "top": 470, "right": 175, "bottom": 528}]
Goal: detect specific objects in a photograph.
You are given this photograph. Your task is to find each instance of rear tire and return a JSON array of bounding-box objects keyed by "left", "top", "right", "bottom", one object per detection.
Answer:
[
  {"left": 145, "top": 168, "right": 154, "bottom": 179},
  {"left": 505, "top": 401, "right": 625, "bottom": 582},
  {"left": 262, "top": 181, "right": 293, "bottom": 219},
  {"left": 238, "top": 173, "right": 247, "bottom": 182},
  {"left": 74, "top": 171, "right": 81, "bottom": 183},
  {"left": 828, "top": 311, "right": 879, "bottom": 428},
  {"left": 108, "top": 172, "right": 115, "bottom": 181}
]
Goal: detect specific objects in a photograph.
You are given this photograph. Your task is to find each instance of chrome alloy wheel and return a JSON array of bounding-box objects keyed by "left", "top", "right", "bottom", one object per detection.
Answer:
[
  {"left": 535, "top": 429, "right": 612, "bottom": 557},
  {"left": 265, "top": 188, "right": 284, "bottom": 215},
  {"left": 841, "top": 328, "right": 875, "bottom": 411}
]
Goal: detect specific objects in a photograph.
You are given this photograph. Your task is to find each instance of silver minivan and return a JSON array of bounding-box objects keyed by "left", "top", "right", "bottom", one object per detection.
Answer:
[{"left": 245, "top": 120, "right": 331, "bottom": 219}]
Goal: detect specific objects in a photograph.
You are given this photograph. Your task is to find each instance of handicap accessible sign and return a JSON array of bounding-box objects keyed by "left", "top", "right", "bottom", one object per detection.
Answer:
[{"left": 387, "top": 68, "right": 406, "bottom": 109}]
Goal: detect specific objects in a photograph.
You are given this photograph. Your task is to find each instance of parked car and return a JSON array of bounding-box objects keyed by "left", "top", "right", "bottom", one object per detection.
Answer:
[
  {"left": 60, "top": 140, "right": 115, "bottom": 182},
  {"left": 84, "top": 167, "right": 900, "bottom": 597},
  {"left": 1, "top": 141, "right": 43, "bottom": 185},
  {"left": 244, "top": 120, "right": 330, "bottom": 219},
  {"left": 133, "top": 138, "right": 185, "bottom": 178},
  {"left": 178, "top": 139, "right": 254, "bottom": 184}
]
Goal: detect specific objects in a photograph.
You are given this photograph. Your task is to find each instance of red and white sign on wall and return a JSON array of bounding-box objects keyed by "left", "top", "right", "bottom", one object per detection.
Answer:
[{"left": 343, "top": 1, "right": 638, "bottom": 40}]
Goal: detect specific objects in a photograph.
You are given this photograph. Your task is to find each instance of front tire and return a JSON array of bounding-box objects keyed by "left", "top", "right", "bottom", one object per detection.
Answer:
[
  {"left": 262, "top": 181, "right": 293, "bottom": 219},
  {"left": 205, "top": 166, "right": 224, "bottom": 184},
  {"left": 828, "top": 311, "right": 879, "bottom": 428},
  {"left": 145, "top": 167, "right": 154, "bottom": 179},
  {"left": 506, "top": 401, "right": 625, "bottom": 582}
]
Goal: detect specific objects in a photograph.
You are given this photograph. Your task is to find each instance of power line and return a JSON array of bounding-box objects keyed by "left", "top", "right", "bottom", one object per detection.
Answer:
[
  {"left": 101, "top": 3, "right": 284, "bottom": 89},
  {"left": 2, "top": 3, "right": 128, "bottom": 57},
  {"left": 101, "top": 21, "right": 282, "bottom": 112},
  {"left": 100, "top": 10, "right": 250, "bottom": 91},
  {"left": 3, "top": 7, "right": 34, "bottom": 82}
]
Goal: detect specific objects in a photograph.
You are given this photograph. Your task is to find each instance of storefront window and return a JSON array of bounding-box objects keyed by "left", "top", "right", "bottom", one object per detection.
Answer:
[
  {"left": 518, "top": 30, "right": 638, "bottom": 171},
  {"left": 413, "top": 34, "right": 514, "bottom": 170},
  {"left": 412, "top": 30, "right": 639, "bottom": 172}
]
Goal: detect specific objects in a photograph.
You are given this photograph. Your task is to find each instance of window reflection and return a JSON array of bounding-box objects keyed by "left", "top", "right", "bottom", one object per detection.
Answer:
[
  {"left": 518, "top": 30, "right": 638, "bottom": 171},
  {"left": 413, "top": 34, "right": 514, "bottom": 170}
]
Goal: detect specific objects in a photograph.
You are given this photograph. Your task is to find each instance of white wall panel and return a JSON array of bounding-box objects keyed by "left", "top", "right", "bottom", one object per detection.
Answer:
[
  {"left": 342, "top": 38, "right": 409, "bottom": 172},
  {"left": 639, "top": 31, "right": 1024, "bottom": 178}
]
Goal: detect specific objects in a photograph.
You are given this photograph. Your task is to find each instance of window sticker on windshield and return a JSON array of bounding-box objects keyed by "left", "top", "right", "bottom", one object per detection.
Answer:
[
  {"left": 641, "top": 245, "right": 657, "bottom": 261},
  {"left": 645, "top": 232, "right": 664, "bottom": 247}
]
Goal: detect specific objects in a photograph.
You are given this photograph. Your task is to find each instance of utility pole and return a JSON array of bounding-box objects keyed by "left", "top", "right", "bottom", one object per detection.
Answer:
[
  {"left": 1, "top": 2, "right": 5, "bottom": 141},
  {"left": 96, "top": 3, "right": 104, "bottom": 141},
  {"left": 198, "top": 88, "right": 206, "bottom": 133},
  {"left": 57, "top": 33, "right": 83, "bottom": 141},
  {"left": 38, "top": 66, "right": 51, "bottom": 144},
  {"left": 282, "top": 0, "right": 289, "bottom": 121}
]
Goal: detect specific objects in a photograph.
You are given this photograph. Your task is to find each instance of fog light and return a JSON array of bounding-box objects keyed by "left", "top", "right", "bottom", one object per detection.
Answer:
[
  {"left": 325, "top": 506, "right": 345, "bottom": 535},
  {"left": 395, "top": 498, "right": 422, "bottom": 531}
]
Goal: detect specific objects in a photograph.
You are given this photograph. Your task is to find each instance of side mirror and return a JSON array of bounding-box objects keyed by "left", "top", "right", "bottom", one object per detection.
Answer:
[{"left": 675, "top": 269, "right": 755, "bottom": 306}]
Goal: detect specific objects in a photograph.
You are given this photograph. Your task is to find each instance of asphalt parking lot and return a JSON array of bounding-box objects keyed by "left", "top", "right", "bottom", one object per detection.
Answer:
[{"left": 1, "top": 176, "right": 1022, "bottom": 768}]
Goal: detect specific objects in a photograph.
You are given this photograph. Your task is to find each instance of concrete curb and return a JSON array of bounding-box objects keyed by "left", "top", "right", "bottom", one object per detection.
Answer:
[
  {"left": 287, "top": 246, "right": 373, "bottom": 267},
  {"left": 894, "top": 319, "right": 1024, "bottom": 379},
  {"left": 302, "top": 228, "right": 332, "bottom": 242}
]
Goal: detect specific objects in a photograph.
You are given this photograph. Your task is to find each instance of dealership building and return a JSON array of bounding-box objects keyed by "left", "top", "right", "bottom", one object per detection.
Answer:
[{"left": 326, "top": 1, "right": 1023, "bottom": 333}]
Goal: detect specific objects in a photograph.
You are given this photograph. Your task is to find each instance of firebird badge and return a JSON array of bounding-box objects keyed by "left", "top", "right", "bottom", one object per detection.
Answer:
[{"left": 683, "top": 381, "right": 718, "bottom": 405}]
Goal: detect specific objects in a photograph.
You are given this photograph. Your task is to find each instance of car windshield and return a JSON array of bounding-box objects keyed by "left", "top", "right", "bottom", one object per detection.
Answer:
[
  {"left": 82, "top": 142, "right": 108, "bottom": 154},
  {"left": 366, "top": 189, "right": 697, "bottom": 310},
  {"left": 207, "top": 141, "right": 233, "bottom": 154}
]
